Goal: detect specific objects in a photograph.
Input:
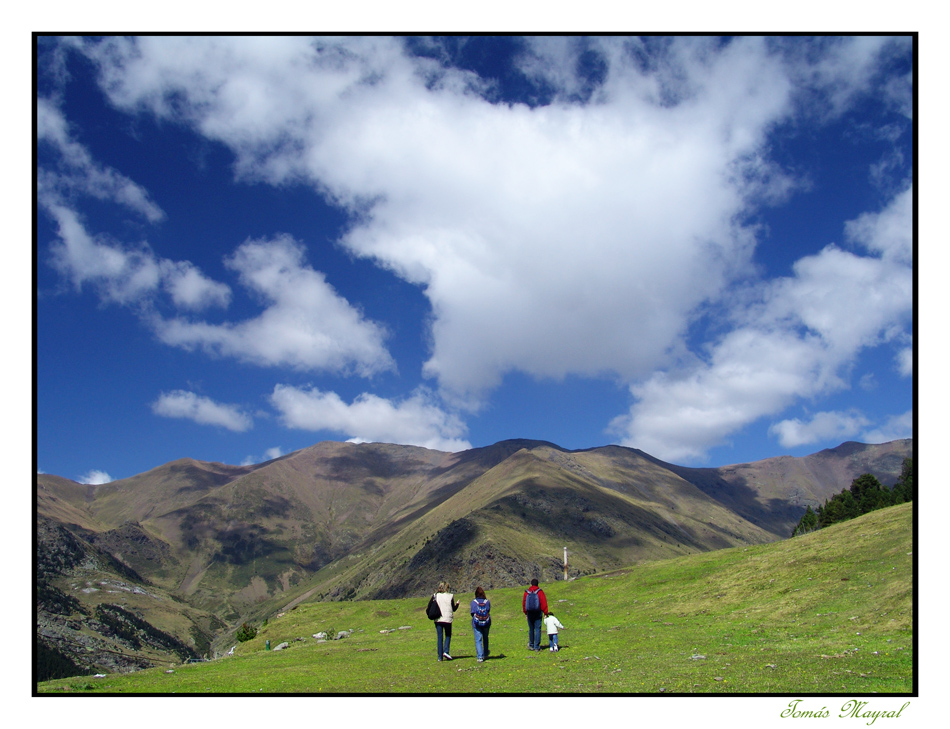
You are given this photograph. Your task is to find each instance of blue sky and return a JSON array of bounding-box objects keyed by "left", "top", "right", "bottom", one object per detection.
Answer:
[{"left": 35, "top": 36, "right": 914, "bottom": 484}]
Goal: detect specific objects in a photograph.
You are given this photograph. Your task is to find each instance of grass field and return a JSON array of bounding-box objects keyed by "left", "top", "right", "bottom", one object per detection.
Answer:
[{"left": 37, "top": 503, "right": 913, "bottom": 695}]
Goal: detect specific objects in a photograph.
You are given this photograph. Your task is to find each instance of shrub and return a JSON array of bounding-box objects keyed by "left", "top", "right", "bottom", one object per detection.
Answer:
[{"left": 236, "top": 622, "right": 257, "bottom": 642}]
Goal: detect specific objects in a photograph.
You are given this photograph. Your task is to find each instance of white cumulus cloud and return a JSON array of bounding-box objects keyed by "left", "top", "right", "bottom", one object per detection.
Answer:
[
  {"left": 845, "top": 184, "right": 913, "bottom": 263},
  {"left": 78, "top": 469, "right": 113, "bottom": 485},
  {"left": 44, "top": 203, "right": 160, "bottom": 305},
  {"left": 44, "top": 203, "right": 230, "bottom": 310},
  {"left": 263, "top": 446, "right": 284, "bottom": 460},
  {"left": 154, "top": 235, "right": 394, "bottom": 375},
  {"left": 160, "top": 260, "right": 232, "bottom": 310},
  {"left": 74, "top": 36, "right": 799, "bottom": 404},
  {"left": 270, "top": 384, "right": 471, "bottom": 452},
  {"left": 613, "top": 185, "right": 913, "bottom": 462},
  {"left": 66, "top": 36, "right": 912, "bottom": 459},
  {"left": 769, "top": 410, "right": 872, "bottom": 449},
  {"left": 151, "top": 390, "right": 253, "bottom": 432}
]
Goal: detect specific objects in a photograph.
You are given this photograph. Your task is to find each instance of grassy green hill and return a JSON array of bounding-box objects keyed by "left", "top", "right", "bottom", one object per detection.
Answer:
[{"left": 37, "top": 502, "right": 913, "bottom": 695}]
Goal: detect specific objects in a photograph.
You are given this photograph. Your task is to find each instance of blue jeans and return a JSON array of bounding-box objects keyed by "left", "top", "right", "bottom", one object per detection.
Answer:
[
  {"left": 526, "top": 613, "right": 543, "bottom": 650},
  {"left": 473, "top": 621, "right": 490, "bottom": 660},
  {"left": 436, "top": 622, "right": 453, "bottom": 659},
  {"left": 549, "top": 633, "right": 559, "bottom": 650}
]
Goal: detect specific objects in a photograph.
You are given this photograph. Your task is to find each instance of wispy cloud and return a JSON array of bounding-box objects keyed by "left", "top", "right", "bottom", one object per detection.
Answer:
[
  {"left": 151, "top": 390, "right": 253, "bottom": 432},
  {"left": 44, "top": 203, "right": 160, "bottom": 305},
  {"left": 861, "top": 410, "right": 914, "bottom": 445},
  {"left": 38, "top": 96, "right": 231, "bottom": 311},
  {"left": 37, "top": 97, "right": 166, "bottom": 223},
  {"left": 897, "top": 347, "right": 913, "bottom": 377}
]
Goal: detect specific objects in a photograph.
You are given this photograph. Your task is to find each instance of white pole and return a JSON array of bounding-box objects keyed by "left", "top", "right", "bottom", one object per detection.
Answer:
[{"left": 563, "top": 547, "right": 568, "bottom": 581}]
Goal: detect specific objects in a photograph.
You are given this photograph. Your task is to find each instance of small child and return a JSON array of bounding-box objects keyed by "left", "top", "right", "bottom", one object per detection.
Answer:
[{"left": 544, "top": 612, "right": 565, "bottom": 652}]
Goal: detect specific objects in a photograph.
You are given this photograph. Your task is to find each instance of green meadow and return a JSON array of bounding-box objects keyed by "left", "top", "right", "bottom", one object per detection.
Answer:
[{"left": 38, "top": 503, "right": 913, "bottom": 695}]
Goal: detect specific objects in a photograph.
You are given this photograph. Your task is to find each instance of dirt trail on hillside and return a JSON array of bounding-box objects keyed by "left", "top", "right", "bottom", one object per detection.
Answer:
[{"left": 280, "top": 587, "right": 320, "bottom": 613}]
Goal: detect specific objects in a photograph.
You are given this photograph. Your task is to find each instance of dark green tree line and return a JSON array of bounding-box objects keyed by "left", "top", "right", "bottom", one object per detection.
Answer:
[{"left": 792, "top": 457, "right": 913, "bottom": 537}]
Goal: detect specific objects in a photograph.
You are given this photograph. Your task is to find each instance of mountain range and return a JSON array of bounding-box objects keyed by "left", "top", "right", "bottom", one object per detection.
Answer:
[{"left": 35, "top": 437, "right": 912, "bottom": 679}]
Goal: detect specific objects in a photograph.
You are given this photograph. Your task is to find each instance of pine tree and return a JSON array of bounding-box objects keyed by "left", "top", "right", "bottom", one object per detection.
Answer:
[
  {"left": 892, "top": 458, "right": 914, "bottom": 503},
  {"left": 819, "top": 494, "right": 845, "bottom": 527},
  {"left": 792, "top": 505, "right": 819, "bottom": 537},
  {"left": 850, "top": 473, "right": 886, "bottom": 515}
]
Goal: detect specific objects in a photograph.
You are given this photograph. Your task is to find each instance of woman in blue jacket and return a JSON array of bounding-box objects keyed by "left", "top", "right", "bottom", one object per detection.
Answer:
[{"left": 470, "top": 586, "right": 491, "bottom": 662}]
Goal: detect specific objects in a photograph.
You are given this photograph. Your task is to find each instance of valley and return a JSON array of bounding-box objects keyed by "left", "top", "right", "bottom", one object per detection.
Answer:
[
  {"left": 38, "top": 502, "right": 915, "bottom": 694},
  {"left": 35, "top": 437, "right": 912, "bottom": 680}
]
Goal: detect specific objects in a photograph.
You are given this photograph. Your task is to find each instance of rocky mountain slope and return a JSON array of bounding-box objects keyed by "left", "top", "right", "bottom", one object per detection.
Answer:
[
  {"left": 35, "top": 437, "right": 912, "bottom": 678},
  {"left": 36, "top": 515, "right": 224, "bottom": 679}
]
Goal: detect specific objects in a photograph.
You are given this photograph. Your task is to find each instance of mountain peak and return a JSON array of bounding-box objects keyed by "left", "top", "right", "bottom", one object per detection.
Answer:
[{"left": 492, "top": 438, "right": 567, "bottom": 451}]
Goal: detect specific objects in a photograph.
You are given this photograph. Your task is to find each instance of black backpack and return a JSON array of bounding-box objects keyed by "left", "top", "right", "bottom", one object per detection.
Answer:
[{"left": 426, "top": 594, "right": 442, "bottom": 621}]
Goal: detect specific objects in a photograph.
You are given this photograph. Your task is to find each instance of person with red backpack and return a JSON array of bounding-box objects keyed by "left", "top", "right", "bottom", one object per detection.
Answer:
[
  {"left": 470, "top": 586, "right": 492, "bottom": 662},
  {"left": 522, "top": 578, "right": 548, "bottom": 651}
]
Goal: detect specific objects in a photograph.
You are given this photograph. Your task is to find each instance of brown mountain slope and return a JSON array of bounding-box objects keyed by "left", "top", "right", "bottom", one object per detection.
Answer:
[
  {"left": 260, "top": 444, "right": 779, "bottom": 607},
  {"left": 80, "top": 458, "right": 260, "bottom": 527},
  {"left": 36, "top": 475, "right": 105, "bottom": 532},
  {"left": 87, "top": 441, "right": 527, "bottom": 614}
]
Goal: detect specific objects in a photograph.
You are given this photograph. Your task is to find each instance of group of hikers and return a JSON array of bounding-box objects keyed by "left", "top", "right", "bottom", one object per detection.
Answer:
[{"left": 428, "top": 578, "right": 565, "bottom": 662}]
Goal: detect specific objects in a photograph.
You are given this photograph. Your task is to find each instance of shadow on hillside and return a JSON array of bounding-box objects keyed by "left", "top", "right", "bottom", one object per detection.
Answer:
[
  {"left": 343, "top": 440, "right": 581, "bottom": 551},
  {"left": 640, "top": 456, "right": 808, "bottom": 537},
  {"left": 359, "top": 476, "right": 479, "bottom": 546},
  {"left": 375, "top": 518, "right": 479, "bottom": 599}
]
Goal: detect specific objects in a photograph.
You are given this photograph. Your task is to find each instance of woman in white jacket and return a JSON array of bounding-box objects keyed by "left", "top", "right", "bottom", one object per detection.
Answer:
[{"left": 433, "top": 581, "right": 460, "bottom": 661}]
